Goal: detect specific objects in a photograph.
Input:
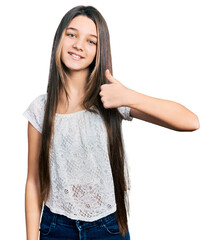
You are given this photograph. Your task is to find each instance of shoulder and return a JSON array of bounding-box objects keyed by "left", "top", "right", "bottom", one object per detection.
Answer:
[
  {"left": 23, "top": 93, "right": 47, "bottom": 134},
  {"left": 30, "top": 93, "right": 47, "bottom": 112},
  {"left": 26, "top": 93, "right": 47, "bottom": 116},
  {"left": 32, "top": 93, "right": 47, "bottom": 105}
]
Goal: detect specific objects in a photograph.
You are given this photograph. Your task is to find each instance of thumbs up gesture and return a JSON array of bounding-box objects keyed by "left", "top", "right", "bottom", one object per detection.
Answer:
[{"left": 99, "top": 69, "right": 130, "bottom": 109}]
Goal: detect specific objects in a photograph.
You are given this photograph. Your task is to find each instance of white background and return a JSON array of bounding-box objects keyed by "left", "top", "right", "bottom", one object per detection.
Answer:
[{"left": 0, "top": 0, "right": 221, "bottom": 239}]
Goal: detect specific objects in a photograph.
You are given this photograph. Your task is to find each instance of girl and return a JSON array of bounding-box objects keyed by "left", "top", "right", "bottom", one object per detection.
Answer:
[{"left": 23, "top": 5, "right": 200, "bottom": 240}]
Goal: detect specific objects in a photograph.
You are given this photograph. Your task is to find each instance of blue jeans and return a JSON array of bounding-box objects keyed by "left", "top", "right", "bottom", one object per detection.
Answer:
[{"left": 39, "top": 204, "right": 130, "bottom": 240}]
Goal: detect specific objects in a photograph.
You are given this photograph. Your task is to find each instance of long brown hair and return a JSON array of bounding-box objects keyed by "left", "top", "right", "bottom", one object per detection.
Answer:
[{"left": 38, "top": 5, "right": 130, "bottom": 236}]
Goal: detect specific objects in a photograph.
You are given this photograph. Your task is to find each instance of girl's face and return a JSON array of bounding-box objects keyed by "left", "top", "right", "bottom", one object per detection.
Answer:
[{"left": 61, "top": 15, "right": 97, "bottom": 73}]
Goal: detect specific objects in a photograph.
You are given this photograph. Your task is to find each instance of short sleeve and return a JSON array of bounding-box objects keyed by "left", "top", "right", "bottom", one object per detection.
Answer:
[
  {"left": 117, "top": 106, "right": 133, "bottom": 121},
  {"left": 22, "top": 94, "right": 47, "bottom": 133}
]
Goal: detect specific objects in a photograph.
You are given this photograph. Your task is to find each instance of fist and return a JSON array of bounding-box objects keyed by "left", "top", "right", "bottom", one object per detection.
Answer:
[{"left": 99, "top": 69, "right": 129, "bottom": 108}]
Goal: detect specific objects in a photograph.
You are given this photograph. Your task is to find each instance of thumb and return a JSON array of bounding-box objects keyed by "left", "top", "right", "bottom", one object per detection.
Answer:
[{"left": 105, "top": 69, "right": 118, "bottom": 84}]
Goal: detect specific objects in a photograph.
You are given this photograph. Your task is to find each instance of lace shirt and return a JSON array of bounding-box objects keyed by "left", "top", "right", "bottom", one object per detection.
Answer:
[{"left": 23, "top": 93, "right": 133, "bottom": 221}]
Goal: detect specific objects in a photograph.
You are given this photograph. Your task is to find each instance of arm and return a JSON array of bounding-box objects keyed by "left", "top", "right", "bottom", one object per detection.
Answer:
[
  {"left": 100, "top": 69, "right": 200, "bottom": 131},
  {"left": 125, "top": 89, "right": 200, "bottom": 131},
  {"left": 25, "top": 122, "right": 43, "bottom": 240}
]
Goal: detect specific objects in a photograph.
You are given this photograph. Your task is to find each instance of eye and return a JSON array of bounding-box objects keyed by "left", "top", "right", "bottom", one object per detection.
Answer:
[
  {"left": 67, "top": 33, "right": 76, "bottom": 38},
  {"left": 88, "top": 40, "right": 96, "bottom": 45}
]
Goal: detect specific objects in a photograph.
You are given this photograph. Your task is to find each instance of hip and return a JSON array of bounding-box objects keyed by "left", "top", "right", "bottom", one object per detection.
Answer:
[{"left": 39, "top": 204, "right": 130, "bottom": 240}]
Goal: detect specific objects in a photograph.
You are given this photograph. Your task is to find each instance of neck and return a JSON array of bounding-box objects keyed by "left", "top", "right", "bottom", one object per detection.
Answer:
[
  {"left": 65, "top": 68, "right": 89, "bottom": 97},
  {"left": 59, "top": 68, "right": 90, "bottom": 105}
]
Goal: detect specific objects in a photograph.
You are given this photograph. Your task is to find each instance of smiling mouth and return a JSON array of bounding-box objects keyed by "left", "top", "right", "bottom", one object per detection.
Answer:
[{"left": 68, "top": 52, "right": 84, "bottom": 60}]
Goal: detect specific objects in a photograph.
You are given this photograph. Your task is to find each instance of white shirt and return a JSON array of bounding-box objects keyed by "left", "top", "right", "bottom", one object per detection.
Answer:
[{"left": 23, "top": 93, "right": 133, "bottom": 221}]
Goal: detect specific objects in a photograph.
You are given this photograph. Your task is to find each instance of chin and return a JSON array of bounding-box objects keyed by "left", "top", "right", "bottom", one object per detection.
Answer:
[
  {"left": 68, "top": 66, "right": 90, "bottom": 73},
  {"left": 64, "top": 63, "right": 84, "bottom": 71}
]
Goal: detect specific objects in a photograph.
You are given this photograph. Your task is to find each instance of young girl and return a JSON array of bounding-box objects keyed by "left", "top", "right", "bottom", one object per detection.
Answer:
[{"left": 23, "top": 5, "right": 200, "bottom": 240}]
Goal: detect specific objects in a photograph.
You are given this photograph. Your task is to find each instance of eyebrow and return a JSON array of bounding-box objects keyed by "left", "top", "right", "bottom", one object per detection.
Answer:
[{"left": 66, "top": 27, "right": 98, "bottom": 39}]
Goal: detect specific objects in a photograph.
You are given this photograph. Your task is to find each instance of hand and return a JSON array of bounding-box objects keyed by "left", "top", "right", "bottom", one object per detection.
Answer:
[{"left": 99, "top": 69, "right": 130, "bottom": 108}]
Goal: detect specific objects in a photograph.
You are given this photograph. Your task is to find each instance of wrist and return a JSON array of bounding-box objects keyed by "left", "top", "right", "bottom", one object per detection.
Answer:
[{"left": 123, "top": 88, "right": 139, "bottom": 108}]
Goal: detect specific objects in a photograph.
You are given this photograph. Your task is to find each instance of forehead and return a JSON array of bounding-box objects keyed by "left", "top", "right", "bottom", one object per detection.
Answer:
[{"left": 67, "top": 15, "right": 97, "bottom": 36}]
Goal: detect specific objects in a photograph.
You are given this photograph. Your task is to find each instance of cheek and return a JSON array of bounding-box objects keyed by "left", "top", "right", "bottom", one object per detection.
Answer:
[
  {"left": 60, "top": 47, "right": 66, "bottom": 62},
  {"left": 89, "top": 47, "right": 97, "bottom": 60},
  {"left": 61, "top": 40, "right": 70, "bottom": 56}
]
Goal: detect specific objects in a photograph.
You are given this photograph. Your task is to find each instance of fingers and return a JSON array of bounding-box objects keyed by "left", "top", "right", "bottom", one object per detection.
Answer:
[
  {"left": 105, "top": 69, "right": 118, "bottom": 84},
  {"left": 105, "top": 69, "right": 111, "bottom": 79}
]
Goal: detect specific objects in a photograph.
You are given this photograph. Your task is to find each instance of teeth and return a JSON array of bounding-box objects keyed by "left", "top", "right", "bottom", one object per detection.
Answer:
[{"left": 71, "top": 53, "right": 81, "bottom": 59}]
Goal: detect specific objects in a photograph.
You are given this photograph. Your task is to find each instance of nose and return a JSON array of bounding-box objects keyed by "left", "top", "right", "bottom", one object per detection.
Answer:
[{"left": 72, "top": 38, "right": 84, "bottom": 51}]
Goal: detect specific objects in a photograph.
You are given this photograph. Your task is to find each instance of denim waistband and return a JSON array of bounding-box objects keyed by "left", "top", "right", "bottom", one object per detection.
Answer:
[{"left": 42, "top": 204, "right": 117, "bottom": 230}]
